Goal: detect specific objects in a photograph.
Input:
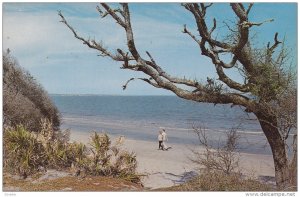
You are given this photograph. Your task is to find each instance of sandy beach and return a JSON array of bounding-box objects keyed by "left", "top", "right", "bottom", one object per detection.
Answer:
[{"left": 70, "top": 130, "right": 275, "bottom": 189}]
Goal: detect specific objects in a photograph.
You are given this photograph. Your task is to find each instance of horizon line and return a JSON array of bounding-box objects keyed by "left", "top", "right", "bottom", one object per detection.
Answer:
[{"left": 49, "top": 93, "right": 176, "bottom": 97}]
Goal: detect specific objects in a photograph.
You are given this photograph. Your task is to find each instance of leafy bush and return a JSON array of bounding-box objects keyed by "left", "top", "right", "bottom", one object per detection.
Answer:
[
  {"left": 37, "top": 119, "right": 73, "bottom": 169},
  {"left": 81, "top": 132, "right": 139, "bottom": 183},
  {"left": 89, "top": 132, "right": 111, "bottom": 175},
  {"left": 4, "top": 125, "right": 47, "bottom": 178},
  {"left": 3, "top": 123, "right": 140, "bottom": 184},
  {"left": 114, "top": 151, "right": 139, "bottom": 183},
  {"left": 3, "top": 51, "right": 60, "bottom": 132}
]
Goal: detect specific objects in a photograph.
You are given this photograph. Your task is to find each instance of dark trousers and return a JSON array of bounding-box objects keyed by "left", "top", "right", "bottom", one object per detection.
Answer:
[{"left": 158, "top": 141, "right": 163, "bottom": 149}]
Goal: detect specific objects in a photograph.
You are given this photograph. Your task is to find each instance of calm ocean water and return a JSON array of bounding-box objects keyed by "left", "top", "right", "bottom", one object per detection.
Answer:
[{"left": 51, "top": 95, "right": 273, "bottom": 155}]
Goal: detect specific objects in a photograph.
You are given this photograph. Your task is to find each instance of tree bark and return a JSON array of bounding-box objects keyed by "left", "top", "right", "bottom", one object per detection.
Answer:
[
  {"left": 289, "top": 134, "right": 297, "bottom": 188},
  {"left": 256, "top": 111, "right": 290, "bottom": 190}
]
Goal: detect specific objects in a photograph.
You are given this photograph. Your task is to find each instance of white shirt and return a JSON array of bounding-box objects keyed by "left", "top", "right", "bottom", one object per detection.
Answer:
[
  {"left": 162, "top": 132, "right": 168, "bottom": 141},
  {"left": 158, "top": 134, "right": 163, "bottom": 141}
]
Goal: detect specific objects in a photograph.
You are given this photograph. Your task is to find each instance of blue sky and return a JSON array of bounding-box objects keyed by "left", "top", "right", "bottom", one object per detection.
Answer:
[{"left": 2, "top": 3, "right": 297, "bottom": 95}]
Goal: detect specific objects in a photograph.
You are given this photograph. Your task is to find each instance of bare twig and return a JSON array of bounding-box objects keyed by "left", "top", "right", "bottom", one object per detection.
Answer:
[
  {"left": 246, "top": 3, "right": 254, "bottom": 15},
  {"left": 58, "top": 11, "right": 125, "bottom": 62}
]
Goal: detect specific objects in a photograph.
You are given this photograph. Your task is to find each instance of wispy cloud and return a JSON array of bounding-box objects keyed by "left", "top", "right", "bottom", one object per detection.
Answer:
[
  {"left": 2, "top": 3, "right": 297, "bottom": 95},
  {"left": 3, "top": 3, "right": 196, "bottom": 95}
]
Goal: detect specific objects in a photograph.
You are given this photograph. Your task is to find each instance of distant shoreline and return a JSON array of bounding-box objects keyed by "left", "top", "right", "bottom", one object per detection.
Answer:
[{"left": 50, "top": 93, "right": 177, "bottom": 97}]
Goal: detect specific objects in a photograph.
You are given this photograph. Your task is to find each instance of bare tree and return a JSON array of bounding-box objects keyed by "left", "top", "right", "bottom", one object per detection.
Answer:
[{"left": 59, "top": 3, "right": 297, "bottom": 189}]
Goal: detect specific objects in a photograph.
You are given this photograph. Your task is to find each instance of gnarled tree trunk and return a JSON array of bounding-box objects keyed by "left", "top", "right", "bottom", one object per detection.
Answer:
[{"left": 256, "top": 111, "right": 290, "bottom": 189}]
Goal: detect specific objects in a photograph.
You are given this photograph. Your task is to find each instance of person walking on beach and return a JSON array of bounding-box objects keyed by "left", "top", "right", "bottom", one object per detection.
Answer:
[
  {"left": 158, "top": 130, "right": 163, "bottom": 150},
  {"left": 162, "top": 129, "right": 171, "bottom": 151}
]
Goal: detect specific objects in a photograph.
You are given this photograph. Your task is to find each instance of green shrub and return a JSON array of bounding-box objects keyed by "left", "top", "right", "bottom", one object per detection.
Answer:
[
  {"left": 89, "top": 132, "right": 111, "bottom": 175},
  {"left": 87, "top": 132, "right": 140, "bottom": 183},
  {"left": 37, "top": 119, "right": 73, "bottom": 169},
  {"left": 114, "top": 151, "right": 139, "bottom": 183},
  {"left": 4, "top": 125, "right": 47, "bottom": 178},
  {"left": 4, "top": 124, "right": 140, "bottom": 184},
  {"left": 70, "top": 142, "right": 88, "bottom": 167}
]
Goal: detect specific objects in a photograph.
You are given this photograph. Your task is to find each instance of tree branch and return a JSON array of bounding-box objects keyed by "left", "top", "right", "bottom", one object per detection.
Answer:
[
  {"left": 209, "top": 18, "right": 217, "bottom": 36},
  {"left": 246, "top": 3, "right": 254, "bottom": 15},
  {"left": 183, "top": 3, "right": 231, "bottom": 49},
  {"left": 121, "top": 3, "right": 143, "bottom": 61},
  {"left": 182, "top": 24, "right": 201, "bottom": 45},
  {"left": 223, "top": 20, "right": 238, "bottom": 33},
  {"left": 58, "top": 11, "right": 127, "bottom": 62},
  {"left": 229, "top": 3, "right": 255, "bottom": 73},
  {"left": 122, "top": 77, "right": 162, "bottom": 90},
  {"left": 268, "top": 32, "right": 282, "bottom": 52},
  {"left": 215, "top": 64, "right": 249, "bottom": 92},
  {"left": 240, "top": 19, "right": 274, "bottom": 28},
  {"left": 122, "top": 77, "right": 135, "bottom": 90},
  {"left": 266, "top": 32, "right": 282, "bottom": 63},
  {"left": 145, "top": 51, "right": 203, "bottom": 89},
  {"left": 60, "top": 3, "right": 254, "bottom": 110},
  {"left": 100, "top": 3, "right": 126, "bottom": 28}
]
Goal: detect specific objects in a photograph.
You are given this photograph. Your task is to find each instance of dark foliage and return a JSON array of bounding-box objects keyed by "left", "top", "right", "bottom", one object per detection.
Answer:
[{"left": 3, "top": 51, "right": 60, "bottom": 132}]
